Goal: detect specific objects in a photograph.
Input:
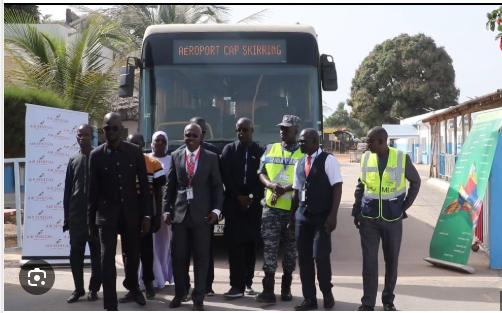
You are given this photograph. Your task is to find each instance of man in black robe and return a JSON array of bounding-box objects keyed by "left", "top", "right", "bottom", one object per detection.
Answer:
[
  {"left": 220, "top": 118, "right": 266, "bottom": 298},
  {"left": 63, "top": 124, "right": 101, "bottom": 303}
]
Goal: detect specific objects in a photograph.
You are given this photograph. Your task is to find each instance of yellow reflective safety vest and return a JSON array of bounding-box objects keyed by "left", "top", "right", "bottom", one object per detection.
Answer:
[
  {"left": 360, "top": 147, "right": 407, "bottom": 221},
  {"left": 262, "top": 143, "right": 304, "bottom": 210}
]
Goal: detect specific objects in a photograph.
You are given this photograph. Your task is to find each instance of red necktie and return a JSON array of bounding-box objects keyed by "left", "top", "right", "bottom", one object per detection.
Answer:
[{"left": 305, "top": 155, "right": 312, "bottom": 177}]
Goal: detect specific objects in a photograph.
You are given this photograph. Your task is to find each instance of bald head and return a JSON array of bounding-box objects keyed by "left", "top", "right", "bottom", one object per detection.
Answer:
[
  {"left": 127, "top": 133, "right": 144, "bottom": 149},
  {"left": 104, "top": 112, "right": 122, "bottom": 125},
  {"left": 298, "top": 128, "right": 319, "bottom": 155},
  {"left": 76, "top": 124, "right": 93, "bottom": 150},
  {"left": 366, "top": 126, "right": 389, "bottom": 155},
  {"left": 236, "top": 117, "right": 254, "bottom": 145},
  {"left": 78, "top": 124, "right": 93, "bottom": 135},
  {"left": 184, "top": 123, "right": 202, "bottom": 152}
]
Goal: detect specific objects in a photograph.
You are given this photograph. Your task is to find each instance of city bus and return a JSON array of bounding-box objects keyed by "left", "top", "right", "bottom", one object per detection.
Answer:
[{"left": 118, "top": 24, "right": 338, "bottom": 235}]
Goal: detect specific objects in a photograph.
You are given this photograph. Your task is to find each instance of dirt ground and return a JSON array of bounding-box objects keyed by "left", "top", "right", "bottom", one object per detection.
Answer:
[{"left": 4, "top": 222, "right": 22, "bottom": 248}]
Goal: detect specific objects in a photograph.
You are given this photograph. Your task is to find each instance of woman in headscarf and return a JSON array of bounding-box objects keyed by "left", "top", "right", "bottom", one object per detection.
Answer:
[{"left": 139, "top": 131, "right": 174, "bottom": 290}]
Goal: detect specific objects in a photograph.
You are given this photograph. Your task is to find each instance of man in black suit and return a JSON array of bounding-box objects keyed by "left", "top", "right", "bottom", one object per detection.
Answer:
[
  {"left": 163, "top": 123, "right": 223, "bottom": 311},
  {"left": 88, "top": 112, "right": 151, "bottom": 311}
]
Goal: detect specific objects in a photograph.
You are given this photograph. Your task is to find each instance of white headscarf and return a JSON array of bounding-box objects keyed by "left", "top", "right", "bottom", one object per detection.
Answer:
[{"left": 151, "top": 131, "right": 169, "bottom": 154}]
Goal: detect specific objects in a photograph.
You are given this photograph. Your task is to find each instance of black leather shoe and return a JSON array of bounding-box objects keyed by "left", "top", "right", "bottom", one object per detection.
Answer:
[
  {"left": 357, "top": 305, "right": 374, "bottom": 311},
  {"left": 383, "top": 303, "right": 396, "bottom": 311},
  {"left": 145, "top": 282, "right": 156, "bottom": 300},
  {"left": 294, "top": 299, "right": 318, "bottom": 311},
  {"left": 169, "top": 298, "right": 182, "bottom": 308},
  {"left": 132, "top": 288, "right": 146, "bottom": 306},
  {"left": 193, "top": 301, "right": 204, "bottom": 311},
  {"left": 323, "top": 291, "right": 335, "bottom": 309},
  {"left": 206, "top": 288, "right": 215, "bottom": 296},
  {"left": 87, "top": 290, "right": 99, "bottom": 301},
  {"left": 223, "top": 286, "right": 244, "bottom": 299},
  {"left": 67, "top": 290, "right": 85, "bottom": 303},
  {"left": 118, "top": 291, "right": 134, "bottom": 303}
]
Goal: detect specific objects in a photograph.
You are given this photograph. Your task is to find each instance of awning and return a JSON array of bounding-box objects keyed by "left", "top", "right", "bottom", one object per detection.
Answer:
[{"left": 382, "top": 124, "right": 418, "bottom": 139}]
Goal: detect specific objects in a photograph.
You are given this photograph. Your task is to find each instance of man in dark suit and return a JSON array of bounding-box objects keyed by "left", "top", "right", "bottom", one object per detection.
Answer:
[
  {"left": 163, "top": 123, "right": 223, "bottom": 311},
  {"left": 177, "top": 116, "right": 219, "bottom": 299},
  {"left": 88, "top": 112, "right": 151, "bottom": 311}
]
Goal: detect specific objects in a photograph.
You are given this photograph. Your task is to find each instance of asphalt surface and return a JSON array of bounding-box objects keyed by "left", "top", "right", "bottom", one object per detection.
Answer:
[{"left": 4, "top": 160, "right": 501, "bottom": 311}]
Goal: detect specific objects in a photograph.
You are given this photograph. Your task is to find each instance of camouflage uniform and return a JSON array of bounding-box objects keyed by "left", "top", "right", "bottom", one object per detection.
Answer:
[{"left": 261, "top": 206, "right": 297, "bottom": 274}]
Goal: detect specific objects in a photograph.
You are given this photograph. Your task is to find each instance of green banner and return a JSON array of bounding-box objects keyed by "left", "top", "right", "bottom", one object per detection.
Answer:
[{"left": 428, "top": 110, "right": 502, "bottom": 269}]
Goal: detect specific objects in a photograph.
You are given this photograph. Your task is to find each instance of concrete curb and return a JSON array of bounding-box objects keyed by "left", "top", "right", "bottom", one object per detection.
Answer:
[{"left": 426, "top": 178, "right": 450, "bottom": 191}]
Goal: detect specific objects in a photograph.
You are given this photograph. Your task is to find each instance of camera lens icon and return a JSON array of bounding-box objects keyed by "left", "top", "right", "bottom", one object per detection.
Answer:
[
  {"left": 19, "top": 260, "right": 55, "bottom": 295},
  {"left": 28, "top": 268, "right": 47, "bottom": 286}
]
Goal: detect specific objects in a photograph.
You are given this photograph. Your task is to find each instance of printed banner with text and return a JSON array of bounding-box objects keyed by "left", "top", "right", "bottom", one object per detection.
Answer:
[
  {"left": 426, "top": 109, "right": 502, "bottom": 272},
  {"left": 22, "top": 104, "right": 88, "bottom": 262}
]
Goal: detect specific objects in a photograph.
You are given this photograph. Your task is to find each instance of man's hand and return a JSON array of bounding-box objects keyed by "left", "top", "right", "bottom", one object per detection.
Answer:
[
  {"left": 270, "top": 183, "right": 285, "bottom": 196},
  {"left": 325, "top": 214, "right": 337, "bottom": 233},
  {"left": 237, "top": 195, "right": 251, "bottom": 211},
  {"left": 152, "top": 216, "right": 162, "bottom": 233},
  {"left": 164, "top": 214, "right": 173, "bottom": 225},
  {"left": 354, "top": 214, "right": 361, "bottom": 229},
  {"left": 141, "top": 217, "right": 151, "bottom": 236},
  {"left": 88, "top": 225, "right": 99, "bottom": 242},
  {"left": 206, "top": 212, "right": 218, "bottom": 224},
  {"left": 270, "top": 193, "right": 279, "bottom": 206}
]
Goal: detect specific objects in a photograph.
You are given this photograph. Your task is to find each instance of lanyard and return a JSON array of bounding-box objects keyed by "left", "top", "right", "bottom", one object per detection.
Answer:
[
  {"left": 244, "top": 149, "right": 248, "bottom": 185},
  {"left": 185, "top": 149, "right": 201, "bottom": 186},
  {"left": 281, "top": 145, "right": 298, "bottom": 171}
]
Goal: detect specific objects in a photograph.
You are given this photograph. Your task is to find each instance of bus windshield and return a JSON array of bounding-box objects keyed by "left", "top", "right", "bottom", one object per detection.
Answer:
[{"left": 140, "top": 65, "right": 320, "bottom": 151}]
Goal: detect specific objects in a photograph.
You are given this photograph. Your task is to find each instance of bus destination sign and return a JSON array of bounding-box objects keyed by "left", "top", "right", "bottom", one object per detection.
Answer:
[{"left": 173, "top": 39, "right": 287, "bottom": 64}]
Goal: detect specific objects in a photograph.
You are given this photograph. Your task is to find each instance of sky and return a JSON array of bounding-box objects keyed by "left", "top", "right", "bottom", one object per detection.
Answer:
[{"left": 38, "top": 4, "right": 502, "bottom": 113}]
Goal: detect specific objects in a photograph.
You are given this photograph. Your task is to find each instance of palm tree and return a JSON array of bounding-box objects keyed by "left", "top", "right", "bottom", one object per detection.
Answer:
[
  {"left": 74, "top": 5, "right": 269, "bottom": 49},
  {"left": 323, "top": 100, "right": 333, "bottom": 120},
  {"left": 4, "top": 10, "right": 135, "bottom": 123}
]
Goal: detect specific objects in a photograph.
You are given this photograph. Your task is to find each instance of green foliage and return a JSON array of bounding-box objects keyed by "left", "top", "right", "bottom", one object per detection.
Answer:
[
  {"left": 4, "top": 10, "right": 135, "bottom": 123},
  {"left": 4, "top": 5, "right": 40, "bottom": 23},
  {"left": 349, "top": 33, "right": 459, "bottom": 128},
  {"left": 485, "top": 6, "right": 502, "bottom": 49},
  {"left": 4, "top": 86, "right": 69, "bottom": 158},
  {"left": 324, "top": 102, "right": 367, "bottom": 138}
]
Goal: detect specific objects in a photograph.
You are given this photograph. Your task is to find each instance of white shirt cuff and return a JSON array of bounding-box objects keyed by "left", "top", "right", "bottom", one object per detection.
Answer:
[
  {"left": 212, "top": 209, "right": 221, "bottom": 216},
  {"left": 163, "top": 212, "right": 170, "bottom": 215}
]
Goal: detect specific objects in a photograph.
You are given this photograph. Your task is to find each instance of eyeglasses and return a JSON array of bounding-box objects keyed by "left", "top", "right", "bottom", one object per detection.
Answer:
[
  {"left": 184, "top": 133, "right": 199, "bottom": 139},
  {"left": 235, "top": 128, "right": 250, "bottom": 133},
  {"left": 154, "top": 139, "right": 167, "bottom": 144},
  {"left": 103, "top": 125, "right": 120, "bottom": 132}
]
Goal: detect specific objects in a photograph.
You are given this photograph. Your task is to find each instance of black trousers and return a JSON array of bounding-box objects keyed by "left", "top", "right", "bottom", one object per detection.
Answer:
[
  {"left": 184, "top": 224, "right": 215, "bottom": 292},
  {"left": 359, "top": 218, "right": 403, "bottom": 308},
  {"left": 172, "top": 213, "right": 211, "bottom": 302},
  {"left": 228, "top": 241, "right": 257, "bottom": 291},
  {"left": 99, "top": 218, "right": 141, "bottom": 310},
  {"left": 122, "top": 228, "right": 154, "bottom": 287},
  {"left": 295, "top": 210, "right": 333, "bottom": 300},
  {"left": 70, "top": 238, "right": 101, "bottom": 293}
]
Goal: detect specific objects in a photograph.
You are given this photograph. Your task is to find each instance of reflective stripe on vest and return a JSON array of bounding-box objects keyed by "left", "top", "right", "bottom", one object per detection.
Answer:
[
  {"left": 263, "top": 143, "right": 303, "bottom": 210},
  {"left": 360, "top": 147, "right": 406, "bottom": 221}
]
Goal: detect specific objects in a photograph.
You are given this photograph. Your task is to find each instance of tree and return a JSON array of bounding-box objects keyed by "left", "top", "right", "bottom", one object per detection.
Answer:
[
  {"left": 4, "top": 10, "right": 134, "bottom": 123},
  {"left": 324, "top": 102, "right": 366, "bottom": 138},
  {"left": 486, "top": 6, "right": 502, "bottom": 51},
  {"left": 349, "top": 33, "right": 459, "bottom": 128},
  {"left": 75, "top": 5, "right": 268, "bottom": 48},
  {"left": 4, "top": 86, "right": 69, "bottom": 158},
  {"left": 4, "top": 5, "right": 40, "bottom": 23}
]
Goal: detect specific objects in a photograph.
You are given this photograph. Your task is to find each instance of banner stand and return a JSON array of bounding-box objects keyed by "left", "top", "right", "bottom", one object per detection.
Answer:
[{"left": 423, "top": 257, "right": 475, "bottom": 274}]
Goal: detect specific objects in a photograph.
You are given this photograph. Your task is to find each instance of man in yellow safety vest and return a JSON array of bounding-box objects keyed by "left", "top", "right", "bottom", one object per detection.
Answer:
[
  {"left": 353, "top": 126, "right": 421, "bottom": 311},
  {"left": 255, "top": 115, "right": 304, "bottom": 304}
]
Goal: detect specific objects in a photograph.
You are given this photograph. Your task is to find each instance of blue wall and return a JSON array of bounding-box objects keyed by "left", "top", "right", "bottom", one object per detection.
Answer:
[{"left": 489, "top": 132, "right": 502, "bottom": 269}]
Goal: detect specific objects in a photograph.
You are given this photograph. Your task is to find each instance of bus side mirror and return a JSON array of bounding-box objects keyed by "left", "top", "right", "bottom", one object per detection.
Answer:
[
  {"left": 118, "top": 57, "right": 138, "bottom": 98},
  {"left": 320, "top": 54, "right": 338, "bottom": 91}
]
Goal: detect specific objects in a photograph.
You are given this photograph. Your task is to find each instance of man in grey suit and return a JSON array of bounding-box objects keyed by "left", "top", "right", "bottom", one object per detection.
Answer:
[{"left": 163, "top": 123, "right": 223, "bottom": 311}]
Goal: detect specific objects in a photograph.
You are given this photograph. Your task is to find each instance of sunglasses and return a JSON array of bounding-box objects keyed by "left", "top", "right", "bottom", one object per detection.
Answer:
[
  {"left": 184, "top": 133, "right": 199, "bottom": 139},
  {"left": 235, "top": 128, "right": 250, "bottom": 133},
  {"left": 103, "top": 125, "right": 120, "bottom": 132},
  {"left": 154, "top": 139, "right": 167, "bottom": 144}
]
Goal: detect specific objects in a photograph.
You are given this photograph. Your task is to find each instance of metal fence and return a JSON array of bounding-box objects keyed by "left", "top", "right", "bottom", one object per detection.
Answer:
[{"left": 4, "top": 158, "right": 25, "bottom": 251}]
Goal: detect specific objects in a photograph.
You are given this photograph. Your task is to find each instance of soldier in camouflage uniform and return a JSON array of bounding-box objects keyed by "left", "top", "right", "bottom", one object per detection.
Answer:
[{"left": 255, "top": 115, "right": 304, "bottom": 304}]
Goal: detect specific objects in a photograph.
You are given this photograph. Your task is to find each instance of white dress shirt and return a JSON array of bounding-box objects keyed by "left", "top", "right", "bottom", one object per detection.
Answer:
[{"left": 293, "top": 148, "right": 343, "bottom": 190}]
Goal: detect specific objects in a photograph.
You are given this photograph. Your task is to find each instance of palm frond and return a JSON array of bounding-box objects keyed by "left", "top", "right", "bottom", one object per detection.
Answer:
[{"left": 236, "top": 9, "right": 270, "bottom": 24}]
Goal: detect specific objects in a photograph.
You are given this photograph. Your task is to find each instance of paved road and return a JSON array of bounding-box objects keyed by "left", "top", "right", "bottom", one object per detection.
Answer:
[{"left": 4, "top": 160, "right": 501, "bottom": 311}]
